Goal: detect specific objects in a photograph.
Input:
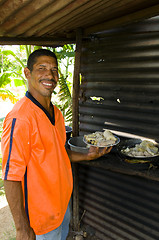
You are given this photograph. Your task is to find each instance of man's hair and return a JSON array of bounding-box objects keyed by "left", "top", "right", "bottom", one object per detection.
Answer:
[{"left": 27, "top": 49, "right": 58, "bottom": 72}]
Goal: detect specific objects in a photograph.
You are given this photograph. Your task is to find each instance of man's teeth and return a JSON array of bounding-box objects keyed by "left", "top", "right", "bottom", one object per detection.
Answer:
[{"left": 43, "top": 82, "right": 52, "bottom": 86}]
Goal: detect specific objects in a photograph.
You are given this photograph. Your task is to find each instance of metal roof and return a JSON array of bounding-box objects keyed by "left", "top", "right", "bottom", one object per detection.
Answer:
[{"left": 1, "top": 0, "right": 159, "bottom": 46}]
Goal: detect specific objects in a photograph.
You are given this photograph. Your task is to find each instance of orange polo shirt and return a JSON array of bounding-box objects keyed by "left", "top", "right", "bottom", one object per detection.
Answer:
[{"left": 1, "top": 91, "right": 73, "bottom": 235}]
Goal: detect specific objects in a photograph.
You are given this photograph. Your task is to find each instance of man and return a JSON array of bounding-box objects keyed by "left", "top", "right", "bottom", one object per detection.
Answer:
[{"left": 1, "top": 49, "right": 111, "bottom": 240}]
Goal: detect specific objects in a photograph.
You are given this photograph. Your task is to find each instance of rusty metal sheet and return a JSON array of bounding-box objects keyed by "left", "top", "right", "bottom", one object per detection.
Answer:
[{"left": 79, "top": 165, "right": 159, "bottom": 240}]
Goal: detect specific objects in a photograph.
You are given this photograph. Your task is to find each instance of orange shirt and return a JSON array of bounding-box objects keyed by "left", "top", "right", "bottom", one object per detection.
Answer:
[{"left": 1, "top": 91, "right": 73, "bottom": 235}]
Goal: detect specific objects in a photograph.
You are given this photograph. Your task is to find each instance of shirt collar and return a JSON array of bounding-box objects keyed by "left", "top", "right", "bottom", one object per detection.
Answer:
[{"left": 25, "top": 91, "right": 55, "bottom": 125}]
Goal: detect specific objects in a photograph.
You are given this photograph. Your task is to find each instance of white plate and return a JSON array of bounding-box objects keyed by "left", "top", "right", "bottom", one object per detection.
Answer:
[{"left": 83, "top": 135, "right": 120, "bottom": 148}]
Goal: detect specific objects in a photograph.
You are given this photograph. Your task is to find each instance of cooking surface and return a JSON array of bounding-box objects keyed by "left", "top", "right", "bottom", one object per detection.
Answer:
[{"left": 80, "top": 143, "right": 159, "bottom": 182}]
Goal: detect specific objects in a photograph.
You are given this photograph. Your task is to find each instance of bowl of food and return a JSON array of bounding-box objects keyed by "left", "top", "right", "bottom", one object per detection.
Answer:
[
  {"left": 68, "top": 136, "right": 90, "bottom": 153},
  {"left": 83, "top": 129, "right": 120, "bottom": 147},
  {"left": 117, "top": 138, "right": 159, "bottom": 162}
]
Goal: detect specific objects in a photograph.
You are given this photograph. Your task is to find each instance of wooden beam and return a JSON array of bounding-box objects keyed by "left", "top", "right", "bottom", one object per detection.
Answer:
[
  {"left": 72, "top": 28, "right": 82, "bottom": 232},
  {"left": 0, "top": 37, "right": 75, "bottom": 46},
  {"left": 84, "top": 3, "right": 159, "bottom": 36},
  {"left": 72, "top": 28, "right": 82, "bottom": 137},
  {"left": 72, "top": 163, "right": 80, "bottom": 232}
]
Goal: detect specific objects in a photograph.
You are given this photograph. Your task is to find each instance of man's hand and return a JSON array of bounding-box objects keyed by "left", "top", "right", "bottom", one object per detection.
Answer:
[
  {"left": 67, "top": 145, "right": 112, "bottom": 162},
  {"left": 86, "top": 145, "right": 112, "bottom": 161}
]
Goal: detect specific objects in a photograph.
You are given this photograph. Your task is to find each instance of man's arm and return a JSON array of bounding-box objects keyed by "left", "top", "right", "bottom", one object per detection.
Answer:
[
  {"left": 4, "top": 180, "right": 35, "bottom": 240},
  {"left": 67, "top": 145, "right": 112, "bottom": 162}
]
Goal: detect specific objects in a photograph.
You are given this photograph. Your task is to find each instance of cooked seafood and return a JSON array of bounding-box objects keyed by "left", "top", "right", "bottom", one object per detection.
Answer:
[
  {"left": 84, "top": 130, "right": 117, "bottom": 147},
  {"left": 121, "top": 140, "right": 159, "bottom": 157}
]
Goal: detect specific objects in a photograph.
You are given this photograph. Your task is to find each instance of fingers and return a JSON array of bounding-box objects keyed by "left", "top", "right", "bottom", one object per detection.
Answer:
[
  {"left": 106, "top": 146, "right": 112, "bottom": 153},
  {"left": 99, "top": 146, "right": 112, "bottom": 155},
  {"left": 87, "top": 145, "right": 113, "bottom": 162},
  {"left": 89, "top": 145, "right": 99, "bottom": 153},
  {"left": 89, "top": 145, "right": 112, "bottom": 156}
]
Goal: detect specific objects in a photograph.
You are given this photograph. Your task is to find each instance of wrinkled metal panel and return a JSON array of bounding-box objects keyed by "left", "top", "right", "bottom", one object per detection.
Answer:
[
  {"left": 80, "top": 17, "right": 159, "bottom": 141},
  {"left": 79, "top": 165, "right": 159, "bottom": 240}
]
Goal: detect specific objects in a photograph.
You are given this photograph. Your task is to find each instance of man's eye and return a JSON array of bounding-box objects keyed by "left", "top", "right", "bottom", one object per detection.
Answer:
[
  {"left": 52, "top": 70, "right": 58, "bottom": 75},
  {"left": 39, "top": 67, "right": 44, "bottom": 70}
]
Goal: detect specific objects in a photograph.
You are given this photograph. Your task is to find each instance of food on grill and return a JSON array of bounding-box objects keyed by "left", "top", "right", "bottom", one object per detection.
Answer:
[
  {"left": 84, "top": 130, "right": 117, "bottom": 147},
  {"left": 121, "top": 140, "right": 159, "bottom": 157}
]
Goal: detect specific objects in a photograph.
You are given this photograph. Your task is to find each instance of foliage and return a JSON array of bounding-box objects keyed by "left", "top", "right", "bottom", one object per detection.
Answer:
[
  {"left": 0, "top": 47, "right": 25, "bottom": 103},
  {"left": 55, "top": 68, "right": 72, "bottom": 123}
]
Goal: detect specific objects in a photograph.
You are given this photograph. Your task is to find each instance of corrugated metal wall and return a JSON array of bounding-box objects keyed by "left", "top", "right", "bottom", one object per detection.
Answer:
[
  {"left": 79, "top": 16, "right": 159, "bottom": 141},
  {"left": 78, "top": 16, "right": 159, "bottom": 239},
  {"left": 79, "top": 165, "right": 159, "bottom": 240}
]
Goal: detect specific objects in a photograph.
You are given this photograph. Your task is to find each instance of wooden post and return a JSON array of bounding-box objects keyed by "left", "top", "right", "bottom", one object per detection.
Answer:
[
  {"left": 72, "top": 28, "right": 82, "bottom": 137},
  {"left": 72, "top": 28, "right": 82, "bottom": 232}
]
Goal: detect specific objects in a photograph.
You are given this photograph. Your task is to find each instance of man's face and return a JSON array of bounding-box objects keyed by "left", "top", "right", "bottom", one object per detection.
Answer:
[{"left": 24, "top": 55, "right": 58, "bottom": 98}]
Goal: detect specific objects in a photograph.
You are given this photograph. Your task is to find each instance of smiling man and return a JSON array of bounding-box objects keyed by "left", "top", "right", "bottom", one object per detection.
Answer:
[{"left": 1, "top": 49, "right": 112, "bottom": 240}]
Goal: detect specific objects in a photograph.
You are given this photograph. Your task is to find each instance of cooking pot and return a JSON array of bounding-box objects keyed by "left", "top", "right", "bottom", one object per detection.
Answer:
[
  {"left": 65, "top": 126, "right": 72, "bottom": 140},
  {"left": 68, "top": 136, "right": 89, "bottom": 153}
]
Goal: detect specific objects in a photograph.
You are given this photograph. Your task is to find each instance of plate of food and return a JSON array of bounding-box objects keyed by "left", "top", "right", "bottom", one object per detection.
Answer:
[
  {"left": 83, "top": 129, "right": 120, "bottom": 147},
  {"left": 118, "top": 138, "right": 159, "bottom": 160}
]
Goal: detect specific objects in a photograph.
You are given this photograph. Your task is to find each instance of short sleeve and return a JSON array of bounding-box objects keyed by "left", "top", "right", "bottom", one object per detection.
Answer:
[{"left": 1, "top": 117, "right": 31, "bottom": 181}]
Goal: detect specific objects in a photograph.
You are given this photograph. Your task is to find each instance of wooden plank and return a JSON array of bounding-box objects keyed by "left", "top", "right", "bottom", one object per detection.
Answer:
[
  {"left": 0, "top": 0, "right": 30, "bottom": 23},
  {"left": 22, "top": 0, "right": 91, "bottom": 37},
  {"left": 42, "top": 0, "right": 109, "bottom": 36},
  {"left": 49, "top": 0, "right": 137, "bottom": 36},
  {"left": 34, "top": 0, "right": 108, "bottom": 36},
  {"left": 0, "top": 0, "right": 57, "bottom": 33},
  {"left": 6, "top": 0, "right": 75, "bottom": 35},
  {"left": 7, "top": 0, "right": 88, "bottom": 36},
  {"left": 84, "top": 3, "right": 159, "bottom": 36}
]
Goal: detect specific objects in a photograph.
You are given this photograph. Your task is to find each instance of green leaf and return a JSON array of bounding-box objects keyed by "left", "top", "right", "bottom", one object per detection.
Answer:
[
  {"left": 2, "top": 50, "right": 25, "bottom": 68},
  {"left": 0, "top": 72, "right": 11, "bottom": 87},
  {"left": 13, "top": 78, "right": 25, "bottom": 87}
]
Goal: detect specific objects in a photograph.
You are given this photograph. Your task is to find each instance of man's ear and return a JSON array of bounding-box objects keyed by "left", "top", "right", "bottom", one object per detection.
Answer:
[{"left": 24, "top": 67, "right": 31, "bottom": 79}]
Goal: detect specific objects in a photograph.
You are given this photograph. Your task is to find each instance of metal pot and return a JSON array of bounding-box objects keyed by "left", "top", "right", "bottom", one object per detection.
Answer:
[
  {"left": 65, "top": 126, "right": 72, "bottom": 141},
  {"left": 68, "top": 136, "right": 89, "bottom": 153}
]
